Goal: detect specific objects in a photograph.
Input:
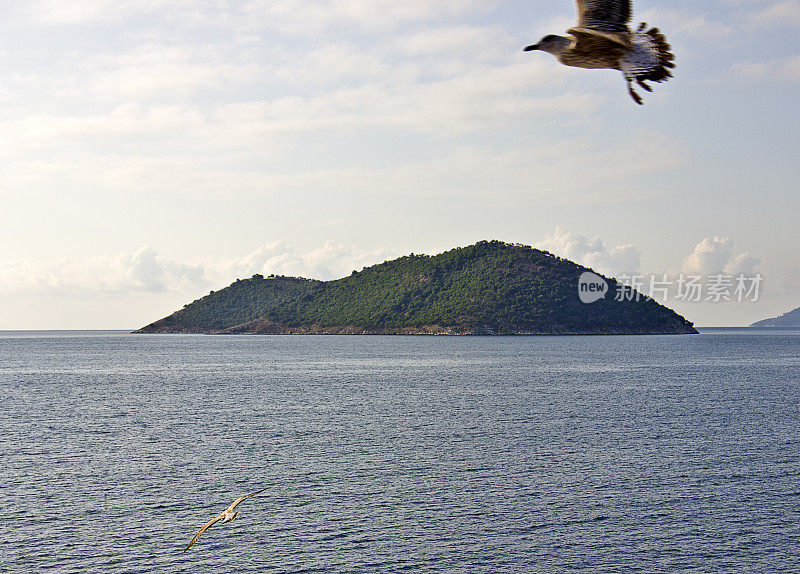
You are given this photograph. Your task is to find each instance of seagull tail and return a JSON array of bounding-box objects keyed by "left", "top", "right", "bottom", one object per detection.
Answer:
[{"left": 639, "top": 25, "right": 675, "bottom": 84}]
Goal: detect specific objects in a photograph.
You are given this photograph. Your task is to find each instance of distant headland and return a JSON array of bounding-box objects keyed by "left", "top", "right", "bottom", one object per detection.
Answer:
[
  {"left": 135, "top": 240, "right": 697, "bottom": 336},
  {"left": 750, "top": 306, "right": 800, "bottom": 328}
]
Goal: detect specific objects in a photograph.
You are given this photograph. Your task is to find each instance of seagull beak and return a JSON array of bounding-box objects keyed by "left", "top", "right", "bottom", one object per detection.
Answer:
[{"left": 524, "top": 43, "right": 539, "bottom": 51}]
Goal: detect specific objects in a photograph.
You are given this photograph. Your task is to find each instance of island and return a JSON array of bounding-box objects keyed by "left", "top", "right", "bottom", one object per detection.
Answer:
[
  {"left": 750, "top": 306, "right": 800, "bottom": 328},
  {"left": 136, "top": 240, "right": 698, "bottom": 335}
]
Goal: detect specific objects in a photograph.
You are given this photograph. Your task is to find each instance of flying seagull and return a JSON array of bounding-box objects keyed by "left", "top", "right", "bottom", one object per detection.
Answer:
[
  {"left": 183, "top": 489, "right": 266, "bottom": 552},
  {"left": 524, "top": 0, "right": 675, "bottom": 104}
]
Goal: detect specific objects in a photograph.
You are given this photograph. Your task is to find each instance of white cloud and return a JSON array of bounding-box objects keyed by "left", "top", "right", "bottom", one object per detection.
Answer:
[
  {"left": 682, "top": 236, "right": 733, "bottom": 275},
  {"left": 272, "top": 42, "right": 390, "bottom": 86},
  {"left": 185, "top": 133, "right": 675, "bottom": 203},
  {"left": 240, "top": 0, "right": 493, "bottom": 33},
  {"left": 232, "top": 60, "right": 584, "bottom": 134},
  {"left": 391, "top": 25, "right": 507, "bottom": 58},
  {"left": 0, "top": 48, "right": 602, "bottom": 200},
  {"left": 681, "top": 237, "right": 761, "bottom": 276},
  {"left": 726, "top": 253, "right": 762, "bottom": 275},
  {"left": 1, "top": 1, "right": 611, "bottom": 208},
  {"left": 199, "top": 241, "right": 396, "bottom": 284},
  {"left": 32, "top": 0, "right": 180, "bottom": 25},
  {"left": 30, "top": 0, "right": 241, "bottom": 26},
  {"left": 528, "top": 15, "right": 575, "bottom": 41},
  {"left": 731, "top": 55, "right": 800, "bottom": 82},
  {"left": 638, "top": 8, "right": 734, "bottom": 41},
  {"left": 83, "top": 44, "right": 262, "bottom": 101},
  {"left": 0, "top": 242, "right": 396, "bottom": 302},
  {"left": 0, "top": 121, "right": 682, "bottom": 204},
  {"left": 534, "top": 227, "right": 641, "bottom": 277},
  {"left": 32, "top": 0, "right": 133, "bottom": 24},
  {"left": 0, "top": 246, "right": 205, "bottom": 299},
  {"left": 755, "top": 1, "right": 800, "bottom": 28},
  {"left": 30, "top": 0, "right": 493, "bottom": 32}
]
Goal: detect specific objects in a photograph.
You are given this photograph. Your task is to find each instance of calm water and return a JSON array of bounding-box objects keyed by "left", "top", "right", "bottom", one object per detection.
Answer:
[{"left": 1, "top": 330, "right": 798, "bottom": 573}]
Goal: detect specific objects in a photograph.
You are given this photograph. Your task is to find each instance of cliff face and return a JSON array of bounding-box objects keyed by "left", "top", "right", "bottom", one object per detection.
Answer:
[{"left": 136, "top": 240, "right": 698, "bottom": 336}]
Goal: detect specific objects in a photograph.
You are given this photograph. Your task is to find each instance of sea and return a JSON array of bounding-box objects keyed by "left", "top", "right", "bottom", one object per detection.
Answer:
[{"left": 1, "top": 329, "right": 798, "bottom": 573}]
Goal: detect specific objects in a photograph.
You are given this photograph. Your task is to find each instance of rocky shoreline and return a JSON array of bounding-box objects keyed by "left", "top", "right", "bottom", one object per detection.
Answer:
[{"left": 136, "top": 318, "right": 697, "bottom": 336}]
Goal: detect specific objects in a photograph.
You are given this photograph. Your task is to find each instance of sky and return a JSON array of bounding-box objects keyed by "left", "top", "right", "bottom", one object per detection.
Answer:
[{"left": 1, "top": 0, "right": 798, "bottom": 329}]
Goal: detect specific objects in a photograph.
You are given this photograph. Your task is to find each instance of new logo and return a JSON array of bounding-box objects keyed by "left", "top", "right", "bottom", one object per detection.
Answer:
[{"left": 578, "top": 272, "right": 609, "bottom": 304}]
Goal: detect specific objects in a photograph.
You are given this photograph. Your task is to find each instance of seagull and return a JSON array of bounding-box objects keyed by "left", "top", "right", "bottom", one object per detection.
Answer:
[
  {"left": 183, "top": 489, "right": 266, "bottom": 552},
  {"left": 524, "top": 0, "right": 675, "bottom": 104}
]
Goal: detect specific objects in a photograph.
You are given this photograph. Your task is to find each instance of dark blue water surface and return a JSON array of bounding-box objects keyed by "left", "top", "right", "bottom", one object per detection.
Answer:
[{"left": 1, "top": 330, "right": 798, "bottom": 573}]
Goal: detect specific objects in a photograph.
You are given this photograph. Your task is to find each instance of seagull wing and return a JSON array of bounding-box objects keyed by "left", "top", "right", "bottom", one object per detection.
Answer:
[
  {"left": 574, "top": 0, "right": 631, "bottom": 30},
  {"left": 184, "top": 513, "right": 225, "bottom": 552},
  {"left": 227, "top": 488, "right": 267, "bottom": 512},
  {"left": 564, "top": 32, "right": 628, "bottom": 69},
  {"left": 569, "top": 0, "right": 632, "bottom": 47}
]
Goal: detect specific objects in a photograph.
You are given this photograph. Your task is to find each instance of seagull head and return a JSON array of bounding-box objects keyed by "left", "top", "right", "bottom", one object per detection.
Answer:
[{"left": 524, "top": 34, "right": 570, "bottom": 56}]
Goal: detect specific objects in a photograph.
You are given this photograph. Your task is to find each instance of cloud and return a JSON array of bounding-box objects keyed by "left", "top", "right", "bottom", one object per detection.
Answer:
[
  {"left": 754, "top": 1, "right": 800, "bottom": 28},
  {"left": 0, "top": 242, "right": 396, "bottom": 302},
  {"left": 730, "top": 55, "right": 800, "bottom": 82},
  {"left": 682, "top": 236, "right": 733, "bottom": 275},
  {"left": 528, "top": 15, "right": 575, "bottom": 41},
  {"left": 241, "top": 0, "right": 494, "bottom": 33},
  {"left": 199, "top": 241, "right": 396, "bottom": 284},
  {"left": 31, "top": 0, "right": 178, "bottom": 25},
  {"left": 214, "top": 59, "right": 587, "bottom": 135},
  {"left": 638, "top": 8, "right": 734, "bottom": 41},
  {"left": 180, "top": 133, "right": 674, "bottom": 203},
  {"left": 681, "top": 237, "right": 761, "bottom": 276},
  {"left": 272, "top": 42, "right": 390, "bottom": 86},
  {"left": 29, "top": 0, "right": 494, "bottom": 33},
  {"left": 0, "top": 246, "right": 205, "bottom": 299},
  {"left": 726, "top": 253, "right": 762, "bottom": 275},
  {"left": 0, "top": 51, "right": 603, "bottom": 201},
  {"left": 0, "top": 120, "right": 682, "bottom": 204},
  {"left": 2, "top": 1, "right": 615, "bottom": 209},
  {"left": 390, "top": 25, "right": 507, "bottom": 58},
  {"left": 83, "top": 44, "right": 262, "bottom": 101},
  {"left": 534, "top": 227, "right": 641, "bottom": 277}
]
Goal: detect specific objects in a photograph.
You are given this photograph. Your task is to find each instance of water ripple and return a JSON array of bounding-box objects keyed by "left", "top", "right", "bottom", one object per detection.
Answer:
[{"left": 1, "top": 330, "right": 799, "bottom": 572}]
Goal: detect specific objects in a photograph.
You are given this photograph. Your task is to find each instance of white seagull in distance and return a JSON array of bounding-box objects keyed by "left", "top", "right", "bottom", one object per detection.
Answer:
[
  {"left": 524, "top": 0, "right": 675, "bottom": 104},
  {"left": 183, "top": 489, "right": 266, "bottom": 552}
]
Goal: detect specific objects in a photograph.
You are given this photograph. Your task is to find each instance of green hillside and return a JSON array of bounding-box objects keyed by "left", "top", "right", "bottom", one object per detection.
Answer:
[{"left": 136, "top": 240, "right": 697, "bottom": 335}]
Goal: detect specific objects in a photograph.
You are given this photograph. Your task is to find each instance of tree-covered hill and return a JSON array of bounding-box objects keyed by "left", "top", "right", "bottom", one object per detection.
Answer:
[{"left": 136, "top": 241, "right": 697, "bottom": 335}]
